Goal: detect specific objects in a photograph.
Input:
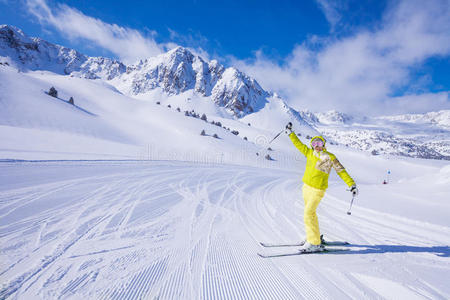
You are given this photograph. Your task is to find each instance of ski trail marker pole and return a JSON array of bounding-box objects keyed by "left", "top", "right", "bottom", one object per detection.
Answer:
[{"left": 347, "top": 194, "right": 355, "bottom": 215}]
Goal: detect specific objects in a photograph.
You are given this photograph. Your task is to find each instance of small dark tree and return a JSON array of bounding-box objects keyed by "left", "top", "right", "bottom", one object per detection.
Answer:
[
  {"left": 200, "top": 130, "right": 206, "bottom": 136},
  {"left": 265, "top": 154, "right": 273, "bottom": 160},
  {"left": 231, "top": 130, "right": 239, "bottom": 135},
  {"left": 371, "top": 149, "right": 379, "bottom": 155},
  {"left": 267, "top": 147, "right": 273, "bottom": 151},
  {"left": 176, "top": 107, "right": 181, "bottom": 112},
  {"left": 48, "top": 86, "right": 58, "bottom": 98},
  {"left": 156, "top": 101, "right": 161, "bottom": 105},
  {"left": 215, "top": 121, "right": 222, "bottom": 127},
  {"left": 213, "top": 133, "right": 219, "bottom": 139},
  {"left": 185, "top": 111, "right": 190, "bottom": 116},
  {"left": 167, "top": 104, "right": 171, "bottom": 108},
  {"left": 306, "top": 135, "right": 311, "bottom": 139},
  {"left": 68, "top": 96, "right": 74, "bottom": 105},
  {"left": 243, "top": 137, "right": 248, "bottom": 141},
  {"left": 248, "top": 123, "right": 251, "bottom": 126},
  {"left": 201, "top": 114, "right": 207, "bottom": 121}
]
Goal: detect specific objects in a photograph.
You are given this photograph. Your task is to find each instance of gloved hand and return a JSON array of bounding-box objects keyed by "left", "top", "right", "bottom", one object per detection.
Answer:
[
  {"left": 285, "top": 122, "right": 293, "bottom": 134},
  {"left": 350, "top": 185, "right": 358, "bottom": 196}
]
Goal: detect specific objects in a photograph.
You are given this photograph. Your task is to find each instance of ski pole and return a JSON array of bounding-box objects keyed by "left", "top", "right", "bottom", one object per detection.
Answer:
[
  {"left": 268, "top": 130, "right": 284, "bottom": 144},
  {"left": 347, "top": 194, "right": 355, "bottom": 215},
  {"left": 268, "top": 122, "right": 292, "bottom": 144}
]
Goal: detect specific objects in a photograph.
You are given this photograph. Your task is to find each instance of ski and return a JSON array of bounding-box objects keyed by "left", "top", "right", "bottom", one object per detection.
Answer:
[
  {"left": 258, "top": 247, "right": 348, "bottom": 258},
  {"left": 260, "top": 237, "right": 349, "bottom": 248},
  {"left": 260, "top": 241, "right": 304, "bottom": 247}
]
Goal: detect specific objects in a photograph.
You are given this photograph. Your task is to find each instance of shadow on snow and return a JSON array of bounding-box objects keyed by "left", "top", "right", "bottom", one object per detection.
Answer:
[{"left": 331, "top": 244, "right": 449, "bottom": 257}]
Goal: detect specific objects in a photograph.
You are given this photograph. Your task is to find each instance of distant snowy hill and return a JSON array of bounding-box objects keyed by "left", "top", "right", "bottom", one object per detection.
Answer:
[
  {"left": 377, "top": 110, "right": 450, "bottom": 129},
  {"left": 314, "top": 110, "right": 354, "bottom": 125},
  {"left": 308, "top": 110, "right": 450, "bottom": 160},
  {"left": 1, "top": 24, "right": 449, "bottom": 160}
]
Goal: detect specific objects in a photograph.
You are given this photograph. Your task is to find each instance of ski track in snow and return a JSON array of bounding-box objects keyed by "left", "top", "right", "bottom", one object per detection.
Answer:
[{"left": 0, "top": 161, "right": 449, "bottom": 299}]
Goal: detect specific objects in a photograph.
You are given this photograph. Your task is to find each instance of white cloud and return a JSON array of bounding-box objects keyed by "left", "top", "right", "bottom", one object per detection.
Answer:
[
  {"left": 386, "top": 92, "right": 450, "bottom": 115},
  {"left": 232, "top": 0, "right": 450, "bottom": 116},
  {"left": 26, "top": 0, "right": 168, "bottom": 63},
  {"left": 314, "top": 0, "right": 347, "bottom": 30}
]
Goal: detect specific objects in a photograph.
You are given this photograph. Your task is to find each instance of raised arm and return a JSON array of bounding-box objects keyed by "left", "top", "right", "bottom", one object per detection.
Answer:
[{"left": 289, "top": 132, "right": 311, "bottom": 157}]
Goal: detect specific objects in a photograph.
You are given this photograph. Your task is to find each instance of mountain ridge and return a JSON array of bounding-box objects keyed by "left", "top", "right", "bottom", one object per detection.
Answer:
[{"left": 0, "top": 25, "right": 270, "bottom": 117}]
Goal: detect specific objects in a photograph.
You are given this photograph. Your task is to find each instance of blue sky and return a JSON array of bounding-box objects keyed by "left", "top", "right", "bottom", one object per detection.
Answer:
[
  {"left": 1, "top": 0, "right": 384, "bottom": 59},
  {"left": 1, "top": 0, "right": 449, "bottom": 114}
]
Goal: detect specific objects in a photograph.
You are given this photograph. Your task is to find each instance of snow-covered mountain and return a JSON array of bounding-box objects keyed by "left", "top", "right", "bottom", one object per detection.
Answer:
[
  {"left": 377, "top": 110, "right": 450, "bottom": 129},
  {"left": 0, "top": 25, "right": 127, "bottom": 77},
  {"left": 0, "top": 25, "right": 270, "bottom": 118},
  {"left": 314, "top": 110, "right": 354, "bottom": 125},
  {"left": 1, "top": 24, "right": 449, "bottom": 161},
  {"left": 306, "top": 110, "right": 450, "bottom": 160},
  {"left": 1, "top": 25, "right": 89, "bottom": 75},
  {"left": 112, "top": 47, "right": 269, "bottom": 116}
]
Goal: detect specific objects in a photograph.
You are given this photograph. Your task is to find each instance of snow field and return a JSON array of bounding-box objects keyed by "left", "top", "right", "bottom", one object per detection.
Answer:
[{"left": 1, "top": 160, "right": 449, "bottom": 299}]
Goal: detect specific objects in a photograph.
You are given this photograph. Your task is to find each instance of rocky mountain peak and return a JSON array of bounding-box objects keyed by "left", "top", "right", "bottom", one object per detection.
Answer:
[
  {"left": 166, "top": 46, "right": 195, "bottom": 61},
  {"left": 0, "top": 25, "right": 33, "bottom": 46},
  {"left": 211, "top": 67, "right": 268, "bottom": 116},
  {"left": 0, "top": 24, "right": 87, "bottom": 74},
  {"left": 118, "top": 47, "right": 268, "bottom": 116}
]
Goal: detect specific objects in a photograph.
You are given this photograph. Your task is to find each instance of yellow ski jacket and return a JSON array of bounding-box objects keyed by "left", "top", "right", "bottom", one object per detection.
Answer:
[{"left": 289, "top": 133, "right": 355, "bottom": 191}]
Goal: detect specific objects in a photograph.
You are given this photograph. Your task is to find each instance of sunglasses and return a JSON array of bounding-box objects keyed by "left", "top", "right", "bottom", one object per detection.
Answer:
[{"left": 311, "top": 140, "right": 324, "bottom": 147}]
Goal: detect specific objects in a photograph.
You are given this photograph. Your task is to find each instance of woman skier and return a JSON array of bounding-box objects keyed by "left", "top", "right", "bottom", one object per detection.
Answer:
[{"left": 285, "top": 122, "right": 358, "bottom": 252}]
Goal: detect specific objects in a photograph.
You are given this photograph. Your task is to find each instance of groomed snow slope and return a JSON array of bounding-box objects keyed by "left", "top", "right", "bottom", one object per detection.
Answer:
[{"left": 1, "top": 157, "right": 449, "bottom": 299}]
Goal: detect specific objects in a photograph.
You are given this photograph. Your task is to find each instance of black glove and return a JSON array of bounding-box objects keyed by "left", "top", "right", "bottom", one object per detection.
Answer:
[
  {"left": 350, "top": 185, "right": 358, "bottom": 196},
  {"left": 285, "top": 122, "right": 293, "bottom": 134}
]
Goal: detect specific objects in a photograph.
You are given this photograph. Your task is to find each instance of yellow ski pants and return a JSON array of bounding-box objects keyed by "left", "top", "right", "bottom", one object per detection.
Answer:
[{"left": 302, "top": 183, "right": 326, "bottom": 245}]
